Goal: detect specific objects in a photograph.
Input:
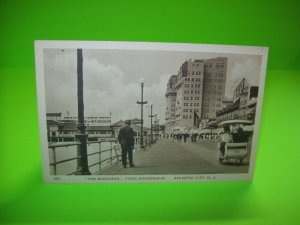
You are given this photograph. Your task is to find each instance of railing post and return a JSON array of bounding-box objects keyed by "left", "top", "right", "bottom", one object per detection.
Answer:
[
  {"left": 51, "top": 147, "right": 57, "bottom": 175},
  {"left": 110, "top": 141, "right": 112, "bottom": 165},
  {"left": 99, "top": 142, "right": 102, "bottom": 172}
]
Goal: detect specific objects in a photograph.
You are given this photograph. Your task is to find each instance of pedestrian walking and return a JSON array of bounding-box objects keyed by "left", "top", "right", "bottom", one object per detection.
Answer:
[
  {"left": 183, "top": 133, "right": 188, "bottom": 142},
  {"left": 192, "top": 133, "right": 197, "bottom": 142},
  {"left": 118, "top": 120, "right": 135, "bottom": 168}
]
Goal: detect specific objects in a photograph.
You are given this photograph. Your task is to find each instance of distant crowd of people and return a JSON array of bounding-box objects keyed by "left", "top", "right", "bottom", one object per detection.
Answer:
[
  {"left": 166, "top": 133, "right": 219, "bottom": 143},
  {"left": 165, "top": 125, "right": 251, "bottom": 144}
]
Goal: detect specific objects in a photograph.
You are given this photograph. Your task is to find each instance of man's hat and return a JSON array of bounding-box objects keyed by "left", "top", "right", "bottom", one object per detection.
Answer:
[{"left": 125, "top": 120, "right": 131, "bottom": 125}]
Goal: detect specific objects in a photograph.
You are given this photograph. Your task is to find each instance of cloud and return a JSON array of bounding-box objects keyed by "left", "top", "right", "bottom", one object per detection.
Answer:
[
  {"left": 83, "top": 58, "right": 124, "bottom": 91},
  {"left": 83, "top": 59, "right": 170, "bottom": 126},
  {"left": 143, "top": 74, "right": 169, "bottom": 124},
  {"left": 82, "top": 58, "right": 170, "bottom": 126},
  {"left": 44, "top": 50, "right": 78, "bottom": 115}
]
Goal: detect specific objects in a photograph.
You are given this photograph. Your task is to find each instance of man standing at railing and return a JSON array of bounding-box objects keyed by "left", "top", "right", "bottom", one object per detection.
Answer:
[{"left": 118, "top": 120, "right": 135, "bottom": 168}]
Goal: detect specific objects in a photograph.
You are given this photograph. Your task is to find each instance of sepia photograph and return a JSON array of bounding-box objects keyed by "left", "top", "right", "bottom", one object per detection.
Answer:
[{"left": 35, "top": 41, "right": 268, "bottom": 183}]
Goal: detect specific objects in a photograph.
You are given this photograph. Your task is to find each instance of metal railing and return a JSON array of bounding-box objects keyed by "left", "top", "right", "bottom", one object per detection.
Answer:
[{"left": 48, "top": 138, "right": 120, "bottom": 175}]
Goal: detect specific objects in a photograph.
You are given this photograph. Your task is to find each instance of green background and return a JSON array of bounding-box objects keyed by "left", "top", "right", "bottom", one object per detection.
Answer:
[{"left": 0, "top": 0, "right": 299, "bottom": 224}]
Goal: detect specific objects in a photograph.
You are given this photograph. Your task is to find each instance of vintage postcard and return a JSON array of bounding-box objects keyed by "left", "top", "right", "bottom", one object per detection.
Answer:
[{"left": 34, "top": 41, "right": 268, "bottom": 183}]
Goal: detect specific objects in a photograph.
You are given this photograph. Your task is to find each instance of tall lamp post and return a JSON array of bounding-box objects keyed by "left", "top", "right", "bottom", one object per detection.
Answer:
[
  {"left": 154, "top": 112, "right": 158, "bottom": 142},
  {"left": 137, "top": 79, "right": 147, "bottom": 149},
  {"left": 75, "top": 49, "right": 91, "bottom": 175},
  {"left": 148, "top": 103, "right": 154, "bottom": 144},
  {"left": 156, "top": 119, "right": 160, "bottom": 140}
]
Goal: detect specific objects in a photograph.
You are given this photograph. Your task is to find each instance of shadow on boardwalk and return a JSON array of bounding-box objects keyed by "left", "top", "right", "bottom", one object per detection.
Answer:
[{"left": 97, "top": 138, "right": 249, "bottom": 175}]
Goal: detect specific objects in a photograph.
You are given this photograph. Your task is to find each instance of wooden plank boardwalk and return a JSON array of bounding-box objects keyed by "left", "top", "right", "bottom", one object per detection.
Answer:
[{"left": 97, "top": 138, "right": 249, "bottom": 175}]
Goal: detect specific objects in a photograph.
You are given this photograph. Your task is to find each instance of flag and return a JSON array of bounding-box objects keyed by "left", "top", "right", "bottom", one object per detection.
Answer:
[{"left": 67, "top": 110, "right": 69, "bottom": 116}]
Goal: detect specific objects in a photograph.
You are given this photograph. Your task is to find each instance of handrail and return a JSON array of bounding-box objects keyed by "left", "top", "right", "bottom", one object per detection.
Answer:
[
  {"left": 49, "top": 136, "right": 154, "bottom": 175},
  {"left": 49, "top": 138, "right": 120, "bottom": 175},
  {"left": 49, "top": 156, "right": 81, "bottom": 166},
  {"left": 49, "top": 142, "right": 80, "bottom": 148}
]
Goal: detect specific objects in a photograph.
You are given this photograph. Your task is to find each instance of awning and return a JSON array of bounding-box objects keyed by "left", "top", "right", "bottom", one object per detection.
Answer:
[
  {"left": 219, "top": 119, "right": 253, "bottom": 126},
  {"left": 199, "top": 128, "right": 219, "bottom": 134},
  {"left": 243, "top": 125, "right": 254, "bottom": 131},
  {"left": 247, "top": 107, "right": 256, "bottom": 115}
]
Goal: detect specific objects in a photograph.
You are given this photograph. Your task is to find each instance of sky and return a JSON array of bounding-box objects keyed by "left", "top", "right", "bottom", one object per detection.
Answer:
[{"left": 43, "top": 48, "right": 262, "bottom": 127}]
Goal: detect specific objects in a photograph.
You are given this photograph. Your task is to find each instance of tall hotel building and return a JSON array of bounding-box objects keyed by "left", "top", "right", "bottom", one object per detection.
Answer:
[
  {"left": 165, "top": 75, "right": 178, "bottom": 134},
  {"left": 165, "top": 57, "right": 227, "bottom": 132},
  {"left": 201, "top": 57, "right": 227, "bottom": 119}
]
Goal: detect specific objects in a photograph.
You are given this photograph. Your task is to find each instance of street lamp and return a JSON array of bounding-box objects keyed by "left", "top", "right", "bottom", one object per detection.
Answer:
[
  {"left": 137, "top": 79, "right": 147, "bottom": 149},
  {"left": 148, "top": 103, "right": 154, "bottom": 144},
  {"left": 75, "top": 49, "right": 91, "bottom": 175},
  {"left": 156, "top": 119, "right": 160, "bottom": 140},
  {"left": 154, "top": 112, "right": 158, "bottom": 142}
]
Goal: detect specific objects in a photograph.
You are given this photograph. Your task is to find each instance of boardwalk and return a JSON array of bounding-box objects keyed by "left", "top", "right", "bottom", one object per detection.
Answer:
[{"left": 98, "top": 138, "right": 249, "bottom": 175}]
